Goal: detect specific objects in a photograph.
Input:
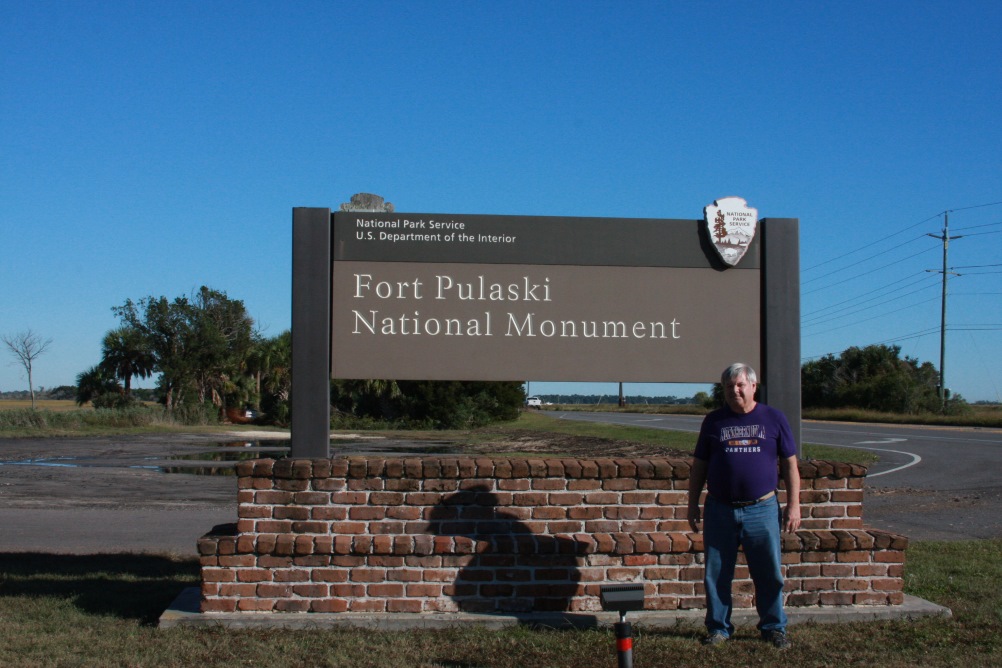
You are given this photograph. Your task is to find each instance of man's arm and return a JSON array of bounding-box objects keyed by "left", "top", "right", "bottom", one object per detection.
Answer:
[
  {"left": 687, "top": 457, "right": 708, "bottom": 533},
  {"left": 779, "top": 454, "right": 801, "bottom": 533}
]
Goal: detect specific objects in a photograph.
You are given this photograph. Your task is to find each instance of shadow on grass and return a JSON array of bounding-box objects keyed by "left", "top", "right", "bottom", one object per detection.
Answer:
[{"left": 0, "top": 552, "right": 200, "bottom": 625}]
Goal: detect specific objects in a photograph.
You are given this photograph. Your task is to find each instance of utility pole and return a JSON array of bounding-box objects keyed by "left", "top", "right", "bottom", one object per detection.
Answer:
[{"left": 926, "top": 211, "right": 963, "bottom": 412}]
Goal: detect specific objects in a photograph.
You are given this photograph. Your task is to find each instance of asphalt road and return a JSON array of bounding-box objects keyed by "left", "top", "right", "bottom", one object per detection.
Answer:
[
  {"left": 1, "top": 415, "right": 999, "bottom": 556},
  {"left": 552, "top": 411, "right": 1002, "bottom": 541}
]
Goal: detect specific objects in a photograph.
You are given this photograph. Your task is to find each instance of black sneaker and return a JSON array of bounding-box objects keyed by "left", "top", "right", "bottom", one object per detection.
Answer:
[
  {"left": 701, "top": 632, "right": 728, "bottom": 646},
  {"left": 762, "top": 629, "right": 791, "bottom": 649}
]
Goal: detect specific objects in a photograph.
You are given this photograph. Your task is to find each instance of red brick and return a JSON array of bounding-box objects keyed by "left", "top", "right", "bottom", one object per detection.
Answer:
[
  {"left": 836, "top": 578, "right": 870, "bottom": 591},
  {"left": 801, "top": 578, "right": 836, "bottom": 591},
  {"left": 786, "top": 564, "right": 821, "bottom": 578},
  {"left": 276, "top": 479, "right": 309, "bottom": 492},
  {"left": 291, "top": 521, "right": 328, "bottom": 534},
  {"left": 311, "top": 599, "right": 349, "bottom": 613},
  {"left": 273, "top": 568, "right": 310, "bottom": 583},
  {"left": 622, "top": 492, "right": 657, "bottom": 505},
  {"left": 821, "top": 564, "right": 854, "bottom": 577},
  {"left": 256, "top": 583, "right": 292, "bottom": 598},
  {"left": 201, "top": 598, "right": 237, "bottom": 612},
  {"left": 787, "top": 592, "right": 821, "bottom": 606},
  {"left": 257, "top": 520, "right": 294, "bottom": 534},
  {"left": 236, "top": 569, "right": 272, "bottom": 583},
  {"left": 819, "top": 591, "right": 854, "bottom": 605},
  {"left": 625, "top": 554, "right": 657, "bottom": 566},
  {"left": 349, "top": 599, "right": 387, "bottom": 612},
  {"left": 239, "top": 505, "right": 272, "bottom": 519},
  {"left": 330, "top": 491, "right": 367, "bottom": 504},
  {"left": 367, "top": 583, "right": 405, "bottom": 597},
  {"left": 331, "top": 521, "right": 366, "bottom": 534},
  {"left": 872, "top": 578, "right": 904, "bottom": 592},
  {"left": 350, "top": 568, "right": 387, "bottom": 583},
  {"left": 238, "top": 598, "right": 276, "bottom": 612},
  {"left": 330, "top": 584, "right": 366, "bottom": 597},
  {"left": 603, "top": 479, "right": 638, "bottom": 491},
  {"left": 219, "top": 555, "right": 256, "bottom": 568},
  {"left": 314, "top": 478, "right": 347, "bottom": 492},
  {"left": 387, "top": 599, "right": 424, "bottom": 613},
  {"left": 292, "top": 580, "right": 330, "bottom": 596},
  {"left": 202, "top": 568, "right": 236, "bottom": 583}
]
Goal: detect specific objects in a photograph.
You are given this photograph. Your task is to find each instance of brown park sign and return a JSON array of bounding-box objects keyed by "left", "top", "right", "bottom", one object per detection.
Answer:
[
  {"left": 330, "top": 212, "right": 760, "bottom": 383},
  {"left": 291, "top": 204, "right": 801, "bottom": 457}
]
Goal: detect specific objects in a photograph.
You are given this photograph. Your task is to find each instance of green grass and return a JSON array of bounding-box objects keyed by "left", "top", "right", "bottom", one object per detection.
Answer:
[
  {"left": 1, "top": 541, "right": 999, "bottom": 667},
  {"left": 545, "top": 402, "right": 1002, "bottom": 429},
  {"left": 0, "top": 405, "right": 288, "bottom": 438},
  {"left": 483, "top": 410, "right": 699, "bottom": 451},
  {"left": 803, "top": 405, "right": 1002, "bottom": 429}
]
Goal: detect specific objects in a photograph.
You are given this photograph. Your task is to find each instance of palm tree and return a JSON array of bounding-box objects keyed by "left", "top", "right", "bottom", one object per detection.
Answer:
[
  {"left": 75, "top": 365, "right": 121, "bottom": 406},
  {"left": 99, "top": 327, "right": 156, "bottom": 398},
  {"left": 259, "top": 332, "right": 292, "bottom": 402}
]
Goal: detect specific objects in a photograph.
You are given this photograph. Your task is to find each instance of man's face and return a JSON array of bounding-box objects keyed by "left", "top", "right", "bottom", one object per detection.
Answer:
[{"left": 724, "top": 373, "right": 757, "bottom": 414}]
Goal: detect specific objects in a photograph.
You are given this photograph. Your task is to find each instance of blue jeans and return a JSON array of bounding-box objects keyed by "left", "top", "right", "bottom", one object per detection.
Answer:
[{"left": 702, "top": 494, "right": 786, "bottom": 637}]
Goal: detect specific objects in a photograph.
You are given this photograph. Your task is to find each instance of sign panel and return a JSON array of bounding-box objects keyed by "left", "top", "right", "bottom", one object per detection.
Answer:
[
  {"left": 330, "top": 212, "right": 761, "bottom": 383},
  {"left": 333, "top": 212, "right": 759, "bottom": 268}
]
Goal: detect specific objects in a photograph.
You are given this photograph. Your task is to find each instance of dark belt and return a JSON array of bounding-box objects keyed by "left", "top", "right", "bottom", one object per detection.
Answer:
[{"left": 722, "top": 491, "right": 776, "bottom": 508}]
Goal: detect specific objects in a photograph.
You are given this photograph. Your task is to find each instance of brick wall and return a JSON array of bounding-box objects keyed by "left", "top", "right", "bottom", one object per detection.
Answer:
[{"left": 198, "top": 457, "right": 906, "bottom": 614}]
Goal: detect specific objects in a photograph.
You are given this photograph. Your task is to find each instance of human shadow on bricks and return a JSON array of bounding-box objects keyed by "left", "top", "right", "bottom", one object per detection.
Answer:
[{"left": 428, "top": 485, "right": 582, "bottom": 614}]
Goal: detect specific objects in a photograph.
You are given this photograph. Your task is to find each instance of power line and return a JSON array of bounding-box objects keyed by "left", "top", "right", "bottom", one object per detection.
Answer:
[
  {"left": 802, "top": 234, "right": 929, "bottom": 285},
  {"left": 802, "top": 271, "right": 936, "bottom": 318},
  {"left": 803, "top": 246, "right": 937, "bottom": 294},
  {"left": 949, "top": 200, "right": 1002, "bottom": 213},
  {"left": 801, "top": 327, "right": 940, "bottom": 361},
  {"left": 952, "top": 220, "right": 1002, "bottom": 232},
  {"left": 804, "top": 202, "right": 1002, "bottom": 275},
  {"left": 802, "top": 296, "right": 940, "bottom": 336},
  {"left": 803, "top": 217, "right": 939, "bottom": 273},
  {"left": 802, "top": 281, "right": 940, "bottom": 328}
]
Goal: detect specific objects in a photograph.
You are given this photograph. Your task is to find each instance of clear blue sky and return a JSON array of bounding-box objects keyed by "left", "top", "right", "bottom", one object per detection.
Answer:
[{"left": 2, "top": 1, "right": 1000, "bottom": 402}]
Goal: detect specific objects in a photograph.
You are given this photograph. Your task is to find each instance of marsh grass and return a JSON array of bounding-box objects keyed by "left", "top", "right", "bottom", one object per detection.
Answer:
[
  {"left": 481, "top": 410, "right": 699, "bottom": 451},
  {"left": 803, "top": 405, "right": 1002, "bottom": 429},
  {"left": 1, "top": 542, "right": 1000, "bottom": 667},
  {"left": 546, "top": 402, "right": 1002, "bottom": 429}
]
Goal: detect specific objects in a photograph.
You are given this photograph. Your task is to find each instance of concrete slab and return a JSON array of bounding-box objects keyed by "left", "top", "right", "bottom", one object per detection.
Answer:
[{"left": 159, "top": 588, "right": 951, "bottom": 631}]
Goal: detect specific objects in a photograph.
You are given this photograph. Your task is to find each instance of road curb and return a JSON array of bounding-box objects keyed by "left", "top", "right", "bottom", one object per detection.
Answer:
[{"left": 159, "top": 588, "right": 950, "bottom": 630}]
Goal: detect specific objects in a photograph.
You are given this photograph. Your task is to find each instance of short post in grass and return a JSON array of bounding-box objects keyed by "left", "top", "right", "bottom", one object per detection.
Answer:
[{"left": 600, "top": 584, "right": 645, "bottom": 668}]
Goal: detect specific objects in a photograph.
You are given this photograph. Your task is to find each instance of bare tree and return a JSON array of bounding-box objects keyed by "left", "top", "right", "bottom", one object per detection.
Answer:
[{"left": 3, "top": 329, "right": 53, "bottom": 409}]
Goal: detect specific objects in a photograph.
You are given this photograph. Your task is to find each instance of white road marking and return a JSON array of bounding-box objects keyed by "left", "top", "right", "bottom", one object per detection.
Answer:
[
  {"left": 814, "top": 442, "right": 922, "bottom": 478},
  {"left": 854, "top": 438, "right": 906, "bottom": 445}
]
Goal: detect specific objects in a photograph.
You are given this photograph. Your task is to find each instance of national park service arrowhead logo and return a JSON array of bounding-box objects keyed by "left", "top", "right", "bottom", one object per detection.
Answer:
[{"left": 703, "top": 196, "right": 758, "bottom": 267}]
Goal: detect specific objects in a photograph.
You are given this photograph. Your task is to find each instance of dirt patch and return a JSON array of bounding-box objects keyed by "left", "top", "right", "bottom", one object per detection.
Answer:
[{"left": 454, "top": 430, "right": 692, "bottom": 459}]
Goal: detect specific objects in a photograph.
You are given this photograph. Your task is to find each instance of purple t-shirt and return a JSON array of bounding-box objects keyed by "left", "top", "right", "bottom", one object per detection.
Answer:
[{"left": 693, "top": 403, "right": 796, "bottom": 504}]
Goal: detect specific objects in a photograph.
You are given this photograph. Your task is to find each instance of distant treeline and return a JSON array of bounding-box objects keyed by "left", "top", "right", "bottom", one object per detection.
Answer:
[
  {"left": 0, "top": 387, "right": 158, "bottom": 402},
  {"left": 534, "top": 394, "right": 698, "bottom": 405}
]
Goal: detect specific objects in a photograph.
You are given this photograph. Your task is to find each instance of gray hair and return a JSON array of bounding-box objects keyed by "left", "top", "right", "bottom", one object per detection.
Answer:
[{"left": 721, "top": 363, "right": 757, "bottom": 384}]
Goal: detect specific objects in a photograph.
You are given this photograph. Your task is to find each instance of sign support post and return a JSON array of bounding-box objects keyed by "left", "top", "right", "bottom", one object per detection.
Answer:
[
  {"left": 291, "top": 207, "right": 331, "bottom": 458},
  {"left": 760, "top": 218, "right": 802, "bottom": 456}
]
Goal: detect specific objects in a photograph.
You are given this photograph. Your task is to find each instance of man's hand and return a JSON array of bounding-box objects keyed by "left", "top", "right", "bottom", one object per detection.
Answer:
[
  {"left": 783, "top": 503, "right": 802, "bottom": 533},
  {"left": 687, "top": 505, "right": 702, "bottom": 533}
]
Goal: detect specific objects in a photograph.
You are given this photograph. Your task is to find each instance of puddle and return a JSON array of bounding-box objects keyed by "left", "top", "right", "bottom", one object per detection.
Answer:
[
  {"left": 0, "top": 439, "right": 466, "bottom": 475},
  {"left": 0, "top": 441, "right": 290, "bottom": 476}
]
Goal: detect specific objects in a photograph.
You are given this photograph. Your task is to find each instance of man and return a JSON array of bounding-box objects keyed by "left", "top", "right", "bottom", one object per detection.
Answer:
[{"left": 687, "top": 362, "right": 801, "bottom": 649}]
